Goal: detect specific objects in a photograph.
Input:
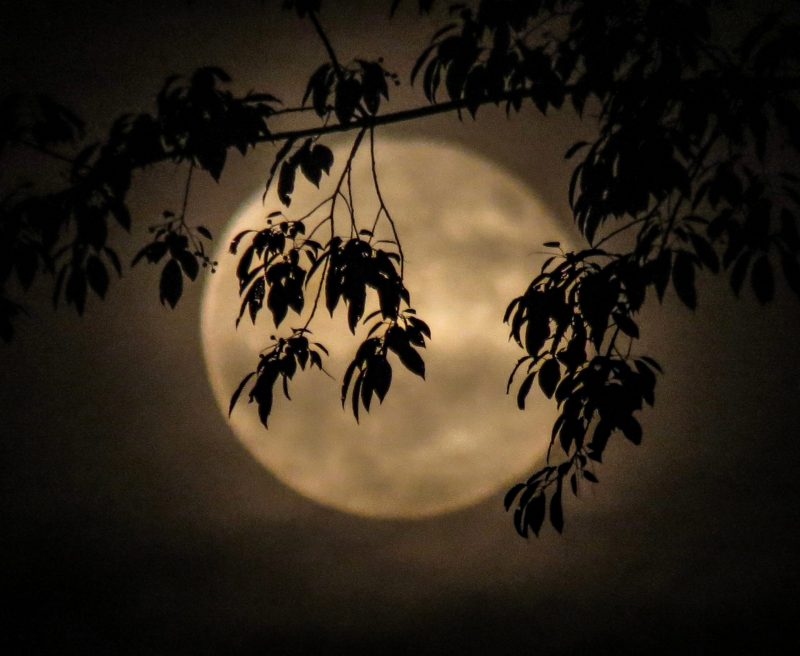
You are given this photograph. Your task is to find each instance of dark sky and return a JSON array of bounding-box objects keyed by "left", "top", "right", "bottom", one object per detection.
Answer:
[{"left": 2, "top": 1, "right": 800, "bottom": 653}]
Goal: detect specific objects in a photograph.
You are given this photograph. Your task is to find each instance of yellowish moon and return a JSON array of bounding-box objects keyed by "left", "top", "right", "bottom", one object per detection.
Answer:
[{"left": 201, "top": 138, "right": 568, "bottom": 518}]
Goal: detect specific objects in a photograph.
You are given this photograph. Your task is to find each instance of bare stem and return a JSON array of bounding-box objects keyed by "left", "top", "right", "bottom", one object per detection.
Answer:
[
  {"left": 179, "top": 163, "right": 194, "bottom": 222},
  {"left": 308, "top": 10, "right": 346, "bottom": 82},
  {"left": 368, "top": 127, "right": 405, "bottom": 279},
  {"left": 178, "top": 164, "right": 202, "bottom": 252},
  {"left": 301, "top": 127, "right": 367, "bottom": 331}
]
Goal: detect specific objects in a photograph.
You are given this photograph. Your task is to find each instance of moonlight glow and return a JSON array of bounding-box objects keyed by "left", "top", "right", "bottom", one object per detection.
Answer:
[{"left": 201, "top": 138, "right": 569, "bottom": 518}]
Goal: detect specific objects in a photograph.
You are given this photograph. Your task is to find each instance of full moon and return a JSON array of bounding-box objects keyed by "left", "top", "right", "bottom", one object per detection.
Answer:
[{"left": 201, "top": 138, "right": 569, "bottom": 518}]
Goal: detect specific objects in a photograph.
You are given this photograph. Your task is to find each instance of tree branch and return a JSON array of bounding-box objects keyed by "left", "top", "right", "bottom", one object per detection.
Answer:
[
  {"left": 257, "top": 73, "right": 800, "bottom": 147},
  {"left": 308, "top": 10, "right": 346, "bottom": 82},
  {"left": 261, "top": 88, "right": 546, "bottom": 145}
]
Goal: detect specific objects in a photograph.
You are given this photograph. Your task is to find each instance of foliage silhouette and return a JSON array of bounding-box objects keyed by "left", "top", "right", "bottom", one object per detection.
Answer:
[{"left": 2, "top": 0, "right": 799, "bottom": 536}]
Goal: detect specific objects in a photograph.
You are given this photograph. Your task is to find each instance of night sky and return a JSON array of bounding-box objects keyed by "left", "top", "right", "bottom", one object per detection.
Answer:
[{"left": 2, "top": 1, "right": 800, "bottom": 653}]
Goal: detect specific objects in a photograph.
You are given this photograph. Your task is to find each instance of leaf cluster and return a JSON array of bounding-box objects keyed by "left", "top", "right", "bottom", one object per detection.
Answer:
[
  {"left": 268, "top": 138, "right": 334, "bottom": 207},
  {"left": 324, "top": 236, "right": 408, "bottom": 332},
  {"left": 341, "top": 310, "right": 429, "bottom": 421},
  {"left": 491, "top": 1, "right": 800, "bottom": 534},
  {"left": 304, "top": 58, "right": 396, "bottom": 124},
  {"left": 232, "top": 214, "right": 319, "bottom": 327},
  {"left": 1, "top": 67, "right": 280, "bottom": 332},
  {"left": 132, "top": 211, "right": 215, "bottom": 308},
  {"left": 412, "top": 1, "right": 569, "bottom": 117},
  {"left": 230, "top": 331, "right": 328, "bottom": 428},
  {"left": 226, "top": 119, "right": 427, "bottom": 428},
  {"left": 156, "top": 67, "right": 278, "bottom": 180}
]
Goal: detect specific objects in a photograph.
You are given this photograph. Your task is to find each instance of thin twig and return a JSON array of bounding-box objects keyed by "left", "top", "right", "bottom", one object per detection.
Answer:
[
  {"left": 308, "top": 11, "right": 346, "bottom": 82},
  {"left": 368, "top": 127, "right": 405, "bottom": 279},
  {"left": 302, "top": 255, "right": 329, "bottom": 332},
  {"left": 303, "top": 213, "right": 332, "bottom": 243},
  {"left": 307, "top": 9, "right": 369, "bottom": 120},
  {"left": 346, "top": 164, "right": 356, "bottom": 236},
  {"left": 593, "top": 214, "right": 652, "bottom": 249},
  {"left": 301, "top": 127, "right": 367, "bottom": 330},
  {"left": 178, "top": 163, "right": 201, "bottom": 252},
  {"left": 295, "top": 197, "right": 333, "bottom": 224},
  {"left": 262, "top": 87, "right": 551, "bottom": 145},
  {"left": 179, "top": 163, "right": 194, "bottom": 222}
]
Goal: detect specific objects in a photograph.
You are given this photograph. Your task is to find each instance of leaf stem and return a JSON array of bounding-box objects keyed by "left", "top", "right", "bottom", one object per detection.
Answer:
[
  {"left": 308, "top": 10, "right": 346, "bottom": 83},
  {"left": 368, "top": 126, "right": 405, "bottom": 279}
]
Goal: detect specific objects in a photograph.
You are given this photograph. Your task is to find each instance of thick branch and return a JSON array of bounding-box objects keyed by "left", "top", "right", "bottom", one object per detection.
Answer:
[
  {"left": 262, "top": 88, "right": 543, "bottom": 145},
  {"left": 261, "top": 74, "right": 800, "bottom": 146}
]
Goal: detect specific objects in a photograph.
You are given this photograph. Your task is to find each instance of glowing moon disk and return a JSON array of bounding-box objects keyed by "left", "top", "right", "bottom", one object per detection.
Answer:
[{"left": 201, "top": 138, "right": 568, "bottom": 518}]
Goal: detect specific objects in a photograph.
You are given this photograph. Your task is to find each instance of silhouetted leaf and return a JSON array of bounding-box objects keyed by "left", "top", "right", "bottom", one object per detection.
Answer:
[
  {"left": 251, "top": 370, "right": 276, "bottom": 428},
  {"left": 13, "top": 246, "right": 37, "bottom": 290},
  {"left": 517, "top": 372, "right": 535, "bottom": 410},
  {"left": 278, "top": 160, "right": 296, "bottom": 206},
  {"left": 111, "top": 204, "right": 131, "bottom": 231},
  {"left": 65, "top": 267, "right": 87, "bottom": 314},
  {"left": 525, "top": 492, "right": 547, "bottom": 537},
  {"left": 564, "top": 141, "right": 588, "bottom": 160},
  {"left": 689, "top": 234, "right": 719, "bottom": 272},
  {"left": 588, "top": 420, "right": 612, "bottom": 462},
  {"left": 407, "top": 315, "right": 431, "bottom": 339},
  {"left": 159, "top": 259, "right": 183, "bottom": 308},
  {"left": 229, "top": 371, "right": 256, "bottom": 416},
  {"left": 396, "top": 343, "right": 425, "bottom": 379},
  {"left": 303, "top": 63, "right": 333, "bottom": 115},
  {"left": 311, "top": 143, "right": 333, "bottom": 175},
  {"left": 361, "top": 61, "right": 388, "bottom": 114},
  {"left": 335, "top": 78, "right": 362, "bottom": 124},
  {"left": 341, "top": 359, "right": 358, "bottom": 407},
  {"left": 672, "top": 252, "right": 696, "bottom": 309},
  {"left": 613, "top": 312, "right": 639, "bottom": 338},
  {"left": 634, "top": 360, "right": 657, "bottom": 406},
  {"left": 524, "top": 313, "right": 549, "bottom": 356},
  {"left": 751, "top": 255, "right": 774, "bottom": 304},
  {"left": 652, "top": 250, "right": 672, "bottom": 301},
  {"left": 513, "top": 507, "right": 527, "bottom": 538},
  {"left": 176, "top": 249, "right": 199, "bottom": 280},
  {"left": 86, "top": 256, "right": 109, "bottom": 299},
  {"left": 352, "top": 373, "right": 363, "bottom": 422},
  {"left": 267, "top": 286, "right": 288, "bottom": 327},
  {"left": 131, "top": 241, "right": 168, "bottom": 267},
  {"left": 730, "top": 254, "right": 751, "bottom": 296},
  {"left": 197, "top": 147, "right": 227, "bottom": 181},
  {"left": 346, "top": 285, "right": 366, "bottom": 333},
  {"left": 620, "top": 415, "right": 642, "bottom": 445},
  {"left": 539, "top": 358, "right": 560, "bottom": 399},
  {"left": 504, "top": 483, "right": 525, "bottom": 511},
  {"left": 360, "top": 368, "right": 374, "bottom": 411},
  {"left": 96, "top": 249, "right": 118, "bottom": 281},
  {"left": 371, "top": 357, "right": 392, "bottom": 402},
  {"left": 264, "top": 137, "right": 296, "bottom": 200}
]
